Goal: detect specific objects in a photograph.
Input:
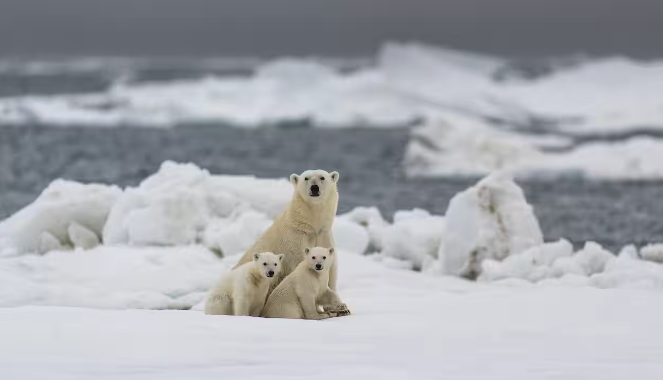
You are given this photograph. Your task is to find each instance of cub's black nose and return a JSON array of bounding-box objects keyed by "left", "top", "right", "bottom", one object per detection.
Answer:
[
  {"left": 310, "top": 185, "right": 320, "bottom": 196},
  {"left": 267, "top": 270, "right": 274, "bottom": 277},
  {"left": 315, "top": 264, "right": 322, "bottom": 270}
]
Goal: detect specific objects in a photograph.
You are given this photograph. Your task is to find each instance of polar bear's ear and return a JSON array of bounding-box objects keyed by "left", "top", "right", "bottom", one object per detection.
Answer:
[
  {"left": 277, "top": 254, "right": 284, "bottom": 262},
  {"left": 304, "top": 247, "right": 310, "bottom": 254},
  {"left": 290, "top": 174, "right": 299, "bottom": 185},
  {"left": 253, "top": 253, "right": 260, "bottom": 261},
  {"left": 329, "top": 247, "right": 335, "bottom": 255},
  {"left": 330, "top": 171, "right": 340, "bottom": 183}
]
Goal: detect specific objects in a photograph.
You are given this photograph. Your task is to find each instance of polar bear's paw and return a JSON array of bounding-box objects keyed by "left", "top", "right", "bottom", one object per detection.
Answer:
[
  {"left": 336, "top": 304, "right": 351, "bottom": 317},
  {"left": 323, "top": 303, "right": 351, "bottom": 317}
]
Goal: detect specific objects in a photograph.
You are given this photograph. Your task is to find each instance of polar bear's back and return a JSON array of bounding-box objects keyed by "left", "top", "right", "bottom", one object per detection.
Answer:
[{"left": 204, "top": 268, "right": 237, "bottom": 315}]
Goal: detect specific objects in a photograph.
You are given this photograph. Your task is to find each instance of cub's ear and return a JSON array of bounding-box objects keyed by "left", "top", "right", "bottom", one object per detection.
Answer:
[
  {"left": 253, "top": 253, "right": 260, "bottom": 261},
  {"left": 278, "top": 254, "right": 284, "bottom": 262},
  {"left": 290, "top": 174, "right": 299, "bottom": 185},
  {"left": 329, "top": 247, "right": 335, "bottom": 255},
  {"left": 304, "top": 247, "right": 310, "bottom": 254},
  {"left": 330, "top": 171, "right": 340, "bottom": 183}
]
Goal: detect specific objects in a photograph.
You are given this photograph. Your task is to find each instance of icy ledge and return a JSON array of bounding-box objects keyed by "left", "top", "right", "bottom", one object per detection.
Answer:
[
  {"left": 404, "top": 116, "right": 663, "bottom": 180},
  {"left": 1, "top": 162, "right": 663, "bottom": 310}
]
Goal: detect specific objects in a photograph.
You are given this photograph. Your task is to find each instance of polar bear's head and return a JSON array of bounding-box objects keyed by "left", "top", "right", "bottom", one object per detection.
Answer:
[
  {"left": 304, "top": 246, "right": 335, "bottom": 272},
  {"left": 290, "top": 169, "right": 339, "bottom": 204},
  {"left": 252, "top": 252, "right": 284, "bottom": 279}
]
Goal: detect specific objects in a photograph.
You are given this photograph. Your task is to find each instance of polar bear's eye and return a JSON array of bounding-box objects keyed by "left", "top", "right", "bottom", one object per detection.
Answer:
[
  {"left": 305, "top": 177, "right": 309, "bottom": 181},
  {"left": 323, "top": 256, "right": 326, "bottom": 260},
  {"left": 312, "top": 256, "right": 316, "bottom": 260},
  {"left": 263, "top": 263, "right": 267, "bottom": 266},
  {"left": 320, "top": 177, "right": 325, "bottom": 181},
  {"left": 274, "top": 263, "right": 277, "bottom": 266}
]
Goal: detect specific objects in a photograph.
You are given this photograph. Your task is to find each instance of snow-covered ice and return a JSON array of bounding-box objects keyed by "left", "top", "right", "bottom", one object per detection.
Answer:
[
  {"left": 102, "top": 161, "right": 291, "bottom": 251},
  {"left": 0, "top": 180, "right": 121, "bottom": 254},
  {"left": 378, "top": 208, "right": 445, "bottom": 271},
  {"left": 337, "top": 206, "right": 388, "bottom": 252},
  {"left": 481, "top": 240, "right": 663, "bottom": 289},
  {"left": 406, "top": 118, "right": 663, "bottom": 180},
  {"left": 440, "top": 172, "right": 543, "bottom": 278}
]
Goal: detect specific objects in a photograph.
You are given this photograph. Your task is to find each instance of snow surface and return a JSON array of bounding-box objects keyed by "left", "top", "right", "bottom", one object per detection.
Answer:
[
  {"left": 0, "top": 245, "right": 222, "bottom": 309},
  {"left": 1, "top": 42, "right": 663, "bottom": 179},
  {"left": 3, "top": 252, "right": 663, "bottom": 379}
]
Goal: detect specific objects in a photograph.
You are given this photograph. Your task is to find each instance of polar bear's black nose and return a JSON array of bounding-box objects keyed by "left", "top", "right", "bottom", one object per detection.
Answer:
[
  {"left": 315, "top": 264, "right": 322, "bottom": 270},
  {"left": 310, "top": 185, "right": 320, "bottom": 196},
  {"left": 267, "top": 270, "right": 274, "bottom": 277}
]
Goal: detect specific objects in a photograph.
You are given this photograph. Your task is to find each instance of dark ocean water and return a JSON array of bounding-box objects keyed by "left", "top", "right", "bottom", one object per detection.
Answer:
[{"left": 1, "top": 124, "right": 662, "bottom": 253}]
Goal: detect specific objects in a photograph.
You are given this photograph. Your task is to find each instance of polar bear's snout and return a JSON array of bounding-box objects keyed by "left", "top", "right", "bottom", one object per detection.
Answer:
[
  {"left": 315, "top": 263, "right": 323, "bottom": 270},
  {"left": 309, "top": 184, "right": 320, "bottom": 197},
  {"left": 267, "top": 270, "right": 275, "bottom": 277}
]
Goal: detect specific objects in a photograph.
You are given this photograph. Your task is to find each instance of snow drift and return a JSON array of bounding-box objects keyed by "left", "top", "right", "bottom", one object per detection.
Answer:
[
  {"left": 480, "top": 241, "right": 663, "bottom": 289},
  {"left": 0, "top": 180, "right": 121, "bottom": 254},
  {"left": 377, "top": 209, "right": 444, "bottom": 272},
  {"left": 101, "top": 161, "right": 292, "bottom": 252}
]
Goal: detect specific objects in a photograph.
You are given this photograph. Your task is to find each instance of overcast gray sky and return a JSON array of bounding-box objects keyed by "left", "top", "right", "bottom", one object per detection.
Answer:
[{"left": 0, "top": 0, "right": 661, "bottom": 58}]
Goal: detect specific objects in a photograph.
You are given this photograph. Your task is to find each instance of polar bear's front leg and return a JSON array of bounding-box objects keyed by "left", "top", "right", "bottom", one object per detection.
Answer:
[
  {"left": 318, "top": 287, "right": 350, "bottom": 316},
  {"left": 232, "top": 291, "right": 251, "bottom": 316},
  {"left": 328, "top": 259, "right": 338, "bottom": 292},
  {"left": 316, "top": 229, "right": 338, "bottom": 291},
  {"left": 299, "top": 293, "right": 334, "bottom": 320}
]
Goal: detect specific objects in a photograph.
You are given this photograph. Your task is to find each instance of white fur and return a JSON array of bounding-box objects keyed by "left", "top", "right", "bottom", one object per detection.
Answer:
[
  {"left": 205, "top": 252, "right": 283, "bottom": 316},
  {"left": 232, "top": 169, "right": 340, "bottom": 294},
  {"left": 261, "top": 247, "right": 348, "bottom": 320}
]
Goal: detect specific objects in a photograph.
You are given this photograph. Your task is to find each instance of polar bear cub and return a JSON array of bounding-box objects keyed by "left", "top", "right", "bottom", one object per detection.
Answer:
[
  {"left": 205, "top": 252, "right": 283, "bottom": 316},
  {"left": 262, "top": 247, "right": 350, "bottom": 320}
]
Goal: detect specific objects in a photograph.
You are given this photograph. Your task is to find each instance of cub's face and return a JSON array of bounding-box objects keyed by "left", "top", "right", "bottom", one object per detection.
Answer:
[
  {"left": 304, "top": 247, "right": 334, "bottom": 272},
  {"left": 290, "top": 170, "right": 339, "bottom": 204},
  {"left": 253, "top": 252, "right": 284, "bottom": 279}
]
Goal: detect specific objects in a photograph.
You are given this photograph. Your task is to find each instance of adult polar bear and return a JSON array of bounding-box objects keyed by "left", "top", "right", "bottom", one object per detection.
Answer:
[{"left": 233, "top": 169, "right": 340, "bottom": 292}]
